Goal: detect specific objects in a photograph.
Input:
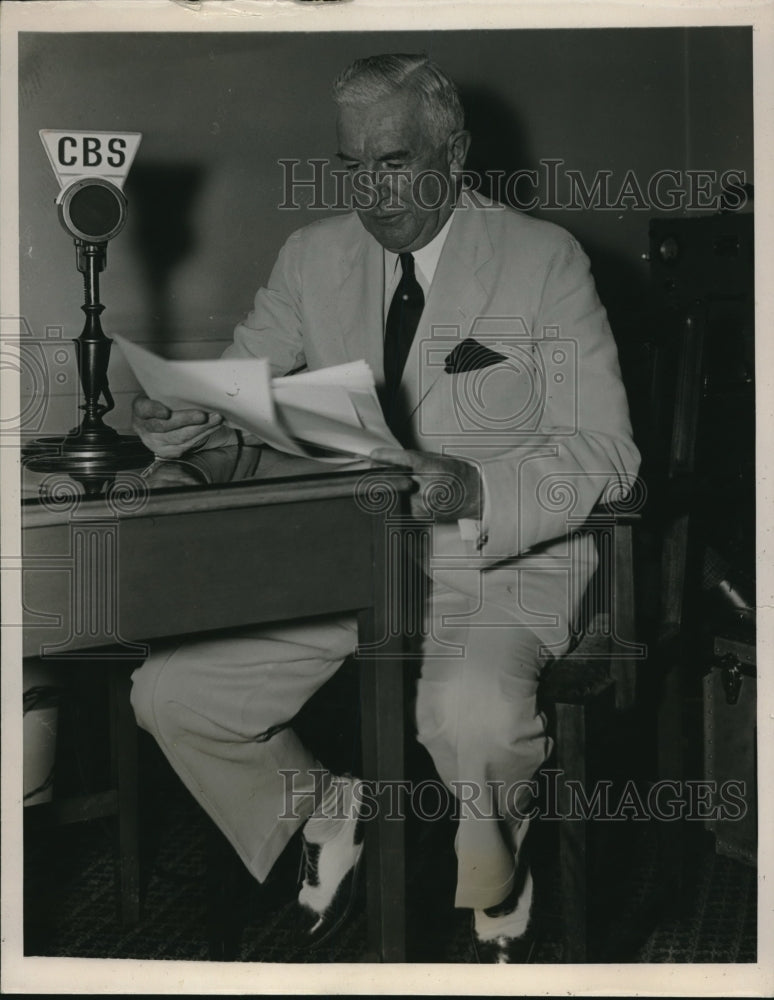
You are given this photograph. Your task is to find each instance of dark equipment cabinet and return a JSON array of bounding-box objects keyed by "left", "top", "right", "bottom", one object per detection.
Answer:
[{"left": 648, "top": 211, "right": 756, "bottom": 865}]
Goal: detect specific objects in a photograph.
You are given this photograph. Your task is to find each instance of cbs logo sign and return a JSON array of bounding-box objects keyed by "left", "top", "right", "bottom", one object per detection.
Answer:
[{"left": 40, "top": 129, "right": 141, "bottom": 185}]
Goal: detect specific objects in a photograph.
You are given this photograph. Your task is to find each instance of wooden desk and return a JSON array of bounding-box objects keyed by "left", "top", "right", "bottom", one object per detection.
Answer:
[{"left": 22, "top": 446, "right": 411, "bottom": 961}]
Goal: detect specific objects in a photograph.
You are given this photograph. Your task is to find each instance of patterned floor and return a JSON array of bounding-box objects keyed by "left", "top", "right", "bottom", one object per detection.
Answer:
[
  {"left": 23, "top": 767, "right": 757, "bottom": 964},
  {"left": 22, "top": 662, "right": 757, "bottom": 965}
]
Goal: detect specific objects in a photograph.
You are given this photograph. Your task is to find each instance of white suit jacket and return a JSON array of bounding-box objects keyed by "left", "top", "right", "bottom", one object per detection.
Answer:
[{"left": 224, "top": 190, "right": 641, "bottom": 651}]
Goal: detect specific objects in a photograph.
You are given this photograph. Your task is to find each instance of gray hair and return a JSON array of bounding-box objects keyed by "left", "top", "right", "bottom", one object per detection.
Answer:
[{"left": 332, "top": 53, "right": 465, "bottom": 144}]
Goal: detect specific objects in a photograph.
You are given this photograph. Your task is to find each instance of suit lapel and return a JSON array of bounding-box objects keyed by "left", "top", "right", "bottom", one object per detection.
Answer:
[
  {"left": 399, "top": 193, "right": 495, "bottom": 423},
  {"left": 337, "top": 225, "right": 385, "bottom": 379}
]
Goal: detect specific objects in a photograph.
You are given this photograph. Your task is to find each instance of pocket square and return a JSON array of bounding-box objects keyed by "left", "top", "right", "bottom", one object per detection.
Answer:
[{"left": 444, "top": 338, "right": 508, "bottom": 374}]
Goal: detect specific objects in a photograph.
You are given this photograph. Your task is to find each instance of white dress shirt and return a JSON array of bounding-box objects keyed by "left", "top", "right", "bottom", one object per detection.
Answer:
[{"left": 382, "top": 210, "right": 456, "bottom": 324}]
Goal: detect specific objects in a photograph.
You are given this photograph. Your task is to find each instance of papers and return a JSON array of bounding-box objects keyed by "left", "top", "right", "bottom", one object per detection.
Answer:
[{"left": 114, "top": 335, "right": 402, "bottom": 462}]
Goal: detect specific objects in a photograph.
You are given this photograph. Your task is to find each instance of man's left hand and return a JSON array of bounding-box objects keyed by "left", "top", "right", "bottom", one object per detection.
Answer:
[{"left": 370, "top": 447, "right": 482, "bottom": 522}]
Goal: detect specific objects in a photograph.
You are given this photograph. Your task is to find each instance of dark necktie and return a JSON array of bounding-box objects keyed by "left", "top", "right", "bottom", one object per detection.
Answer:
[{"left": 383, "top": 252, "right": 425, "bottom": 428}]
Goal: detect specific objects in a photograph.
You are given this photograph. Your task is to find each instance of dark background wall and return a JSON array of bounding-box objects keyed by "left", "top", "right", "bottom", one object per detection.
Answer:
[{"left": 18, "top": 28, "right": 753, "bottom": 434}]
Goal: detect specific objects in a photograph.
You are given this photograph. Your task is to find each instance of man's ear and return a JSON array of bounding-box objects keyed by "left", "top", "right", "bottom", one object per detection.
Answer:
[{"left": 447, "top": 129, "right": 471, "bottom": 174}]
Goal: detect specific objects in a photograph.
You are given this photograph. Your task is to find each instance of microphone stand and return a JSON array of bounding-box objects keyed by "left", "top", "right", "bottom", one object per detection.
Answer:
[{"left": 23, "top": 238, "right": 151, "bottom": 474}]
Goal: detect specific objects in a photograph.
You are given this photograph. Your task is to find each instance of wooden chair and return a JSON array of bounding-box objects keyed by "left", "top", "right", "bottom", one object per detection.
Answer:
[{"left": 538, "top": 497, "right": 643, "bottom": 962}]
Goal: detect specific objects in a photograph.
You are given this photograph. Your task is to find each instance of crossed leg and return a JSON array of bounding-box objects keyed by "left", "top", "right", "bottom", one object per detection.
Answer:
[
  {"left": 130, "top": 581, "right": 553, "bottom": 922},
  {"left": 130, "top": 614, "right": 359, "bottom": 882}
]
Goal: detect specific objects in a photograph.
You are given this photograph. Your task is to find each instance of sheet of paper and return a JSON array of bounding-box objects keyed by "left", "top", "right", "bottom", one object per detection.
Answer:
[
  {"left": 115, "top": 335, "right": 402, "bottom": 461},
  {"left": 272, "top": 360, "right": 375, "bottom": 390},
  {"left": 273, "top": 382, "right": 362, "bottom": 425},
  {"left": 278, "top": 401, "right": 400, "bottom": 458},
  {"left": 273, "top": 362, "right": 402, "bottom": 455},
  {"left": 114, "top": 334, "right": 312, "bottom": 457}
]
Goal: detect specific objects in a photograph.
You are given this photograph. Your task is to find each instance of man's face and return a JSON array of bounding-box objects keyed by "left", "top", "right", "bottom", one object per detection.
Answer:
[{"left": 336, "top": 88, "right": 469, "bottom": 253}]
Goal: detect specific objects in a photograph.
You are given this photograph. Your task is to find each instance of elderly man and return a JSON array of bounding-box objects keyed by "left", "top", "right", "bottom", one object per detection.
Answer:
[{"left": 130, "top": 53, "right": 639, "bottom": 961}]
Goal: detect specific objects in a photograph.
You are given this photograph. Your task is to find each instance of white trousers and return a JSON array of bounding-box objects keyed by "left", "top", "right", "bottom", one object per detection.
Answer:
[{"left": 130, "top": 580, "right": 552, "bottom": 911}]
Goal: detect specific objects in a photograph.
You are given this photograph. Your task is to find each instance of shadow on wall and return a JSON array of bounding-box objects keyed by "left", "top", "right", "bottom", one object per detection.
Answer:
[
  {"left": 462, "top": 83, "right": 649, "bottom": 324},
  {"left": 460, "top": 84, "right": 652, "bottom": 451},
  {"left": 124, "top": 163, "right": 204, "bottom": 351},
  {"left": 460, "top": 85, "right": 531, "bottom": 205}
]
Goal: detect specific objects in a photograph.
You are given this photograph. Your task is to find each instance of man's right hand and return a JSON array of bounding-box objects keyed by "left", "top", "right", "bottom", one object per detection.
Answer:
[{"left": 132, "top": 395, "right": 227, "bottom": 459}]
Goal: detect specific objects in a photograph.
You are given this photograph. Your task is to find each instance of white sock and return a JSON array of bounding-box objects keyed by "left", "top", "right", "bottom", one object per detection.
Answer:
[
  {"left": 474, "top": 869, "right": 533, "bottom": 942},
  {"left": 303, "top": 774, "right": 360, "bottom": 844}
]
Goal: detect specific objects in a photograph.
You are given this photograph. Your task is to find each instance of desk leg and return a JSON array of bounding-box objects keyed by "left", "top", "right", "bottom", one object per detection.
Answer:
[
  {"left": 358, "top": 613, "right": 405, "bottom": 963},
  {"left": 108, "top": 663, "right": 141, "bottom": 926},
  {"left": 555, "top": 699, "right": 590, "bottom": 962}
]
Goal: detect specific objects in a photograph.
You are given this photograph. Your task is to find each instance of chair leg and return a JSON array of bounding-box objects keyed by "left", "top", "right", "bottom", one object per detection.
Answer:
[
  {"left": 555, "top": 699, "right": 590, "bottom": 962},
  {"left": 610, "top": 521, "right": 641, "bottom": 711},
  {"left": 108, "top": 663, "right": 141, "bottom": 927}
]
